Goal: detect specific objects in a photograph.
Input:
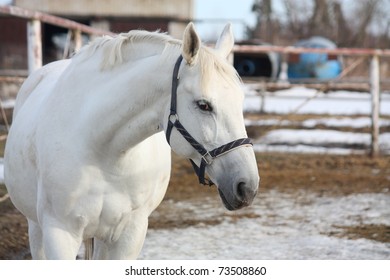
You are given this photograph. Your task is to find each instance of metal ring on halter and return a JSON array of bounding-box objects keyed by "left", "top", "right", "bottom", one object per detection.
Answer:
[{"left": 168, "top": 113, "right": 179, "bottom": 124}]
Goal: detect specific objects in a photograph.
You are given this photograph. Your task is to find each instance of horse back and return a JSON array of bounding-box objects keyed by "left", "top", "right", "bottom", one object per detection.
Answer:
[{"left": 13, "top": 60, "right": 71, "bottom": 118}]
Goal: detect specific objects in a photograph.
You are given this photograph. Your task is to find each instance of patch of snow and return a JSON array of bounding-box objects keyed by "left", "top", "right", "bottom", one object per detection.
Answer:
[
  {"left": 253, "top": 144, "right": 366, "bottom": 155},
  {"left": 302, "top": 117, "right": 390, "bottom": 128},
  {"left": 246, "top": 117, "right": 390, "bottom": 129},
  {"left": 0, "top": 99, "right": 15, "bottom": 109},
  {"left": 258, "top": 129, "right": 371, "bottom": 146},
  {"left": 254, "top": 130, "right": 390, "bottom": 154},
  {"left": 243, "top": 86, "right": 390, "bottom": 116},
  {"left": 140, "top": 190, "right": 390, "bottom": 259}
]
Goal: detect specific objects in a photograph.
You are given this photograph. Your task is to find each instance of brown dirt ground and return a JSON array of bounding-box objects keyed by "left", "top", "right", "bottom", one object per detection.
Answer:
[{"left": 1, "top": 152, "right": 389, "bottom": 259}]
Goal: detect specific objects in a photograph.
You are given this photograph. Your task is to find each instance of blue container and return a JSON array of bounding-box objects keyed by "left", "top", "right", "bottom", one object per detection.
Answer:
[{"left": 287, "top": 37, "right": 342, "bottom": 80}]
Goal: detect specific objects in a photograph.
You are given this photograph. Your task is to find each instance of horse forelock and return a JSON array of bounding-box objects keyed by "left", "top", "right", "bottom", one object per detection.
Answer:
[{"left": 197, "top": 47, "right": 242, "bottom": 93}]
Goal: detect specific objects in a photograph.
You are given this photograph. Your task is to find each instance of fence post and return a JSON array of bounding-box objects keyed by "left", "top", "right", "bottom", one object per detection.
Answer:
[
  {"left": 27, "top": 19, "right": 42, "bottom": 73},
  {"left": 73, "top": 29, "right": 82, "bottom": 52},
  {"left": 370, "top": 54, "right": 380, "bottom": 157}
]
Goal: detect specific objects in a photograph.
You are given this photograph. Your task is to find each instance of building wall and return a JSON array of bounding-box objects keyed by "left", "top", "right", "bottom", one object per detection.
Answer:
[
  {"left": 14, "top": 0, "right": 193, "bottom": 19},
  {"left": 0, "top": 17, "right": 28, "bottom": 69},
  {"left": 108, "top": 18, "right": 169, "bottom": 34},
  {"left": 1, "top": 0, "right": 193, "bottom": 70},
  {"left": 14, "top": 0, "right": 193, "bottom": 40}
]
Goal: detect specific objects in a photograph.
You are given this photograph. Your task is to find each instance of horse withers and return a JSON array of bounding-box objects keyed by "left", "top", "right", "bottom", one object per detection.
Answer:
[{"left": 4, "top": 23, "right": 259, "bottom": 259}]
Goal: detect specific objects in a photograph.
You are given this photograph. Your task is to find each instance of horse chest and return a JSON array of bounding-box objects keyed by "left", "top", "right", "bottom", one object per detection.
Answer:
[
  {"left": 95, "top": 198, "right": 131, "bottom": 242},
  {"left": 79, "top": 180, "right": 152, "bottom": 241},
  {"left": 78, "top": 188, "right": 130, "bottom": 241}
]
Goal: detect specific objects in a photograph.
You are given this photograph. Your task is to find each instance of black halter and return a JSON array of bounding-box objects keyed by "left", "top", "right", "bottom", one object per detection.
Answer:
[{"left": 165, "top": 55, "right": 252, "bottom": 186}]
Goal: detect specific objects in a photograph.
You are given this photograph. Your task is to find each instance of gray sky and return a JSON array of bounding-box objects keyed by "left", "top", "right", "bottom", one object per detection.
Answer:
[{"left": 194, "top": 0, "right": 257, "bottom": 41}]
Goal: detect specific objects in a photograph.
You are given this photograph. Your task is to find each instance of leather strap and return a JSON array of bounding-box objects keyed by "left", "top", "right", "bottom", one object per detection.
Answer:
[{"left": 165, "top": 55, "right": 252, "bottom": 186}]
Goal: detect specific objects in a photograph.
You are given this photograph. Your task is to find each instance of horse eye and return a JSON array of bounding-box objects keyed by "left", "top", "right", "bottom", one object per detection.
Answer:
[{"left": 197, "top": 100, "right": 213, "bottom": 112}]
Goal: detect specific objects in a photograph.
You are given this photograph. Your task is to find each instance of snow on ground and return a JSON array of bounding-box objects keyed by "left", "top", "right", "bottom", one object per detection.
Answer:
[
  {"left": 243, "top": 86, "right": 390, "bottom": 115},
  {"left": 140, "top": 190, "right": 390, "bottom": 259},
  {"left": 243, "top": 86, "right": 390, "bottom": 154},
  {"left": 253, "top": 130, "right": 390, "bottom": 155},
  {"left": 0, "top": 99, "right": 15, "bottom": 109},
  {"left": 245, "top": 116, "right": 390, "bottom": 128}
]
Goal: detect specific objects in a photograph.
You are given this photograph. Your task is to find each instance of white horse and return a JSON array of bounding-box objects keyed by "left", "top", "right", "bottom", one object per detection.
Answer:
[{"left": 4, "top": 23, "right": 260, "bottom": 259}]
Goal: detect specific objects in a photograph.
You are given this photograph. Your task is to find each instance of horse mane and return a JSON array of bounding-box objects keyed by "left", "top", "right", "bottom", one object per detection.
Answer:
[
  {"left": 75, "top": 30, "right": 181, "bottom": 70},
  {"left": 74, "top": 29, "right": 241, "bottom": 89}
]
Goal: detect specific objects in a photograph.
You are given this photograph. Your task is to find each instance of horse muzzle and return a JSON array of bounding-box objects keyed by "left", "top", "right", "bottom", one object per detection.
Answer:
[{"left": 217, "top": 175, "right": 259, "bottom": 211}]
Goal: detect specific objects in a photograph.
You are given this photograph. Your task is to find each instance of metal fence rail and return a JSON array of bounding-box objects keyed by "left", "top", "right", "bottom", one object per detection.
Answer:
[
  {"left": 234, "top": 44, "right": 390, "bottom": 57},
  {"left": 0, "top": 5, "right": 116, "bottom": 73},
  {"left": 0, "top": 5, "right": 388, "bottom": 156},
  {"left": 234, "top": 45, "right": 387, "bottom": 157},
  {"left": 0, "top": 5, "right": 115, "bottom": 36}
]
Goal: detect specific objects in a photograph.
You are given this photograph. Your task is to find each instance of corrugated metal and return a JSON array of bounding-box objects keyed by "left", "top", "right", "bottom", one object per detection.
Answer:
[{"left": 14, "top": 0, "right": 193, "bottom": 19}]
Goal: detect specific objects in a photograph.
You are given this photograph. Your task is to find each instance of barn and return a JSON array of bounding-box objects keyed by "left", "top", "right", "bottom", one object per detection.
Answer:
[{"left": 0, "top": 0, "right": 194, "bottom": 70}]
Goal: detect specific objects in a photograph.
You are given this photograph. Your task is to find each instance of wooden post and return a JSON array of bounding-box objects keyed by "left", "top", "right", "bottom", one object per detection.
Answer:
[
  {"left": 27, "top": 19, "right": 42, "bottom": 73},
  {"left": 370, "top": 54, "right": 380, "bottom": 157},
  {"left": 73, "top": 29, "right": 82, "bottom": 52},
  {"left": 258, "top": 83, "right": 266, "bottom": 114}
]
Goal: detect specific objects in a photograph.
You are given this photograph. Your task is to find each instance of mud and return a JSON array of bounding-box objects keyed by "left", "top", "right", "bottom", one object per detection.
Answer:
[{"left": 1, "top": 152, "right": 389, "bottom": 259}]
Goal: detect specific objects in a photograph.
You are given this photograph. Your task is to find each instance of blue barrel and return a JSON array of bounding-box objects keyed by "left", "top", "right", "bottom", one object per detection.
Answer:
[{"left": 287, "top": 36, "right": 342, "bottom": 80}]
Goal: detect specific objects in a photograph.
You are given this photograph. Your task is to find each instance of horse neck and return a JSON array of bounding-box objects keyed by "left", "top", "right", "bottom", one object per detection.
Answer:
[{"left": 84, "top": 52, "right": 177, "bottom": 156}]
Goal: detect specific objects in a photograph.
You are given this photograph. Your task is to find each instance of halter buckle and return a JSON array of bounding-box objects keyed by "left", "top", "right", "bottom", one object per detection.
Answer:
[{"left": 202, "top": 152, "right": 213, "bottom": 165}]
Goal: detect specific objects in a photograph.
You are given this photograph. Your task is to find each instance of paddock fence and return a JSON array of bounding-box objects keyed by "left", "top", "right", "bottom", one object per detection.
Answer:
[{"left": 0, "top": 5, "right": 389, "bottom": 156}]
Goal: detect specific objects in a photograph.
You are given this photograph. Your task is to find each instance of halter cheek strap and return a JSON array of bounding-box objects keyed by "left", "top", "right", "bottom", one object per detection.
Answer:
[
  {"left": 165, "top": 55, "right": 183, "bottom": 143},
  {"left": 166, "top": 55, "right": 252, "bottom": 186}
]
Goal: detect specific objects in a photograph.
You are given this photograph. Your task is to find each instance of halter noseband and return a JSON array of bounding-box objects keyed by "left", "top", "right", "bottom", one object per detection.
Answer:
[{"left": 165, "top": 55, "right": 252, "bottom": 186}]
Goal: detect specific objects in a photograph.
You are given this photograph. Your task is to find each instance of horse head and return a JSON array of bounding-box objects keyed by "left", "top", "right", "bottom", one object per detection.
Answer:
[{"left": 165, "top": 23, "right": 260, "bottom": 210}]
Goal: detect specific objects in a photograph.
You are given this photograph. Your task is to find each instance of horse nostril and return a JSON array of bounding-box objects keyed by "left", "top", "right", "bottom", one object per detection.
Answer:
[
  {"left": 236, "top": 181, "right": 246, "bottom": 200},
  {"left": 235, "top": 180, "right": 258, "bottom": 205}
]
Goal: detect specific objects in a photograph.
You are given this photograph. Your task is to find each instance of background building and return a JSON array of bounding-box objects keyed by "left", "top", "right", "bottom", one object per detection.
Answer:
[{"left": 0, "top": 0, "right": 194, "bottom": 70}]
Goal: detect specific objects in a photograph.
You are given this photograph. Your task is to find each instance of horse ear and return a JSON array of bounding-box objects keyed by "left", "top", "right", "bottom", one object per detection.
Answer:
[
  {"left": 182, "top": 22, "right": 201, "bottom": 65},
  {"left": 215, "top": 23, "right": 235, "bottom": 58}
]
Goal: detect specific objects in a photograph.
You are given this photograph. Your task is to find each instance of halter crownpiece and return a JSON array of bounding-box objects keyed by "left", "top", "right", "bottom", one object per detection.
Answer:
[{"left": 166, "top": 55, "right": 253, "bottom": 186}]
